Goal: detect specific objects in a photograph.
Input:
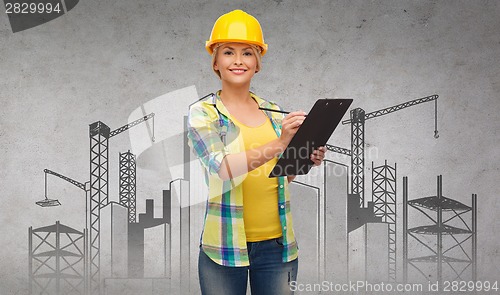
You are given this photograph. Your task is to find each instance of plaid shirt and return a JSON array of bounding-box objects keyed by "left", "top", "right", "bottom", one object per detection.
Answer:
[{"left": 187, "top": 91, "right": 298, "bottom": 267}]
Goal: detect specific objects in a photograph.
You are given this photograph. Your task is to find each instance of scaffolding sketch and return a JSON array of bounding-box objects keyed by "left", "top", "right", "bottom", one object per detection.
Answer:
[
  {"left": 403, "top": 175, "right": 477, "bottom": 287},
  {"left": 322, "top": 94, "right": 439, "bottom": 283},
  {"left": 329, "top": 94, "right": 439, "bottom": 207},
  {"left": 119, "top": 151, "right": 137, "bottom": 224},
  {"left": 372, "top": 161, "right": 397, "bottom": 282},
  {"left": 89, "top": 115, "right": 154, "bottom": 294},
  {"left": 35, "top": 114, "right": 154, "bottom": 295},
  {"left": 88, "top": 121, "right": 109, "bottom": 294},
  {"left": 29, "top": 91, "right": 485, "bottom": 294},
  {"left": 29, "top": 221, "right": 87, "bottom": 295}
]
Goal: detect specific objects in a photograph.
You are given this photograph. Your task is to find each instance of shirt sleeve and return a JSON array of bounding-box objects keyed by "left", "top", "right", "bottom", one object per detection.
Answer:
[
  {"left": 268, "top": 102, "right": 285, "bottom": 135},
  {"left": 187, "top": 103, "right": 229, "bottom": 178}
]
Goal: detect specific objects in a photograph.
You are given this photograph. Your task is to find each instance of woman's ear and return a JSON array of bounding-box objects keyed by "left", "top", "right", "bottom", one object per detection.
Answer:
[{"left": 213, "top": 62, "right": 219, "bottom": 71}]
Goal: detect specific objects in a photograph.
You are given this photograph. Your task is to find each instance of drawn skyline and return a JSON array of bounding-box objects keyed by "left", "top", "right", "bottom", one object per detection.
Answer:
[
  {"left": 2, "top": 3, "right": 497, "bottom": 294},
  {"left": 28, "top": 90, "right": 481, "bottom": 294}
]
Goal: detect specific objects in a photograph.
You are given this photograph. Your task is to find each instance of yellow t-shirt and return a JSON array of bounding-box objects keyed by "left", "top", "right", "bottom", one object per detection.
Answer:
[{"left": 231, "top": 115, "right": 282, "bottom": 242}]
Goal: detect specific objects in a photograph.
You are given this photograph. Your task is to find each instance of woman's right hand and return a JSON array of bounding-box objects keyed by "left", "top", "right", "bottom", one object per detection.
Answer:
[{"left": 279, "top": 111, "right": 307, "bottom": 147}]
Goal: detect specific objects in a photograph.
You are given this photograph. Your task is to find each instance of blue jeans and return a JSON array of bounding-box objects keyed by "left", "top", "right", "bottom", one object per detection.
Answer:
[{"left": 198, "top": 237, "right": 298, "bottom": 295}]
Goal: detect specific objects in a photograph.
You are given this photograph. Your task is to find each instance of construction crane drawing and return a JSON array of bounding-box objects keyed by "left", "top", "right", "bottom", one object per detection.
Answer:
[
  {"left": 323, "top": 94, "right": 438, "bottom": 283},
  {"left": 37, "top": 169, "right": 90, "bottom": 223},
  {"left": 36, "top": 169, "right": 89, "bottom": 294},
  {"left": 37, "top": 113, "right": 155, "bottom": 295},
  {"left": 119, "top": 151, "right": 137, "bottom": 224},
  {"left": 37, "top": 169, "right": 88, "bottom": 207},
  {"left": 326, "top": 94, "right": 439, "bottom": 207}
]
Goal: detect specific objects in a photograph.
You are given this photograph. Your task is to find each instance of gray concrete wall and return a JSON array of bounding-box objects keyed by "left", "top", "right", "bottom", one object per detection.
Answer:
[{"left": 1, "top": 0, "right": 499, "bottom": 294}]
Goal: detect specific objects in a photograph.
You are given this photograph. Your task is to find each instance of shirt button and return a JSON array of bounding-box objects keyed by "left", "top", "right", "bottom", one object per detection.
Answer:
[
  {"left": 280, "top": 205, "right": 285, "bottom": 209},
  {"left": 279, "top": 184, "right": 284, "bottom": 188},
  {"left": 283, "top": 226, "right": 287, "bottom": 230}
]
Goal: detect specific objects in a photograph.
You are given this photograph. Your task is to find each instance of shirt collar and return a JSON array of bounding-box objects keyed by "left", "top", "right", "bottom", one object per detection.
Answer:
[{"left": 205, "top": 90, "right": 275, "bottom": 118}]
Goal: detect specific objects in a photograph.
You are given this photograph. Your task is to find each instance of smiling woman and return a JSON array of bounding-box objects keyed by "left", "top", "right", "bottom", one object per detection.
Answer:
[
  {"left": 186, "top": 9, "right": 326, "bottom": 295},
  {"left": 211, "top": 43, "right": 262, "bottom": 79},
  {"left": 213, "top": 43, "right": 259, "bottom": 87}
]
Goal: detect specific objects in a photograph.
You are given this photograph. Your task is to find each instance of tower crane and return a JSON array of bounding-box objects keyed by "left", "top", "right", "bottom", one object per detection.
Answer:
[
  {"left": 325, "top": 94, "right": 439, "bottom": 207},
  {"left": 88, "top": 113, "right": 154, "bottom": 295},
  {"left": 36, "top": 171, "right": 76, "bottom": 207},
  {"left": 43, "top": 169, "right": 88, "bottom": 190},
  {"left": 37, "top": 169, "right": 89, "bottom": 209},
  {"left": 37, "top": 168, "right": 90, "bottom": 229},
  {"left": 38, "top": 113, "right": 155, "bottom": 295},
  {"left": 36, "top": 168, "right": 90, "bottom": 295}
]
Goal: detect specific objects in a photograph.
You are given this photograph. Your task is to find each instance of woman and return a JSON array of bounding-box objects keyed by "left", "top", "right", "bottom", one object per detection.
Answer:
[{"left": 187, "top": 9, "right": 326, "bottom": 295}]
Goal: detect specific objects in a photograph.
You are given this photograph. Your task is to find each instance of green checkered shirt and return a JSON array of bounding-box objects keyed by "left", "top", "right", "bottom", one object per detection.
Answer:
[{"left": 187, "top": 91, "right": 298, "bottom": 266}]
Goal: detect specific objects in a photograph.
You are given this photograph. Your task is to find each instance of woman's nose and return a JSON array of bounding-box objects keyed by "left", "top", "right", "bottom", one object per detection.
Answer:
[{"left": 233, "top": 53, "right": 243, "bottom": 65}]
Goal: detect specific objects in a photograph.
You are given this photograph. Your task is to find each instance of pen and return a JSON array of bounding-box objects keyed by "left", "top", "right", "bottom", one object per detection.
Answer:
[
  {"left": 259, "top": 107, "right": 289, "bottom": 114},
  {"left": 259, "top": 107, "right": 307, "bottom": 116}
]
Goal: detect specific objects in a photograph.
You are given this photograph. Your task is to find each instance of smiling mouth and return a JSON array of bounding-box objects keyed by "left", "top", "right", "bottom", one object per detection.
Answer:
[{"left": 229, "top": 69, "right": 247, "bottom": 73}]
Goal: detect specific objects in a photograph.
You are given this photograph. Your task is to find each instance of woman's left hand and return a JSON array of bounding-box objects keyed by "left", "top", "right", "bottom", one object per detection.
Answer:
[{"left": 310, "top": 146, "right": 326, "bottom": 166}]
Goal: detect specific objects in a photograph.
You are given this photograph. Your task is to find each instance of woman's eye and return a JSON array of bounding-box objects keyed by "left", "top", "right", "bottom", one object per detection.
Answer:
[
  {"left": 243, "top": 52, "right": 253, "bottom": 56},
  {"left": 223, "top": 51, "right": 233, "bottom": 55}
]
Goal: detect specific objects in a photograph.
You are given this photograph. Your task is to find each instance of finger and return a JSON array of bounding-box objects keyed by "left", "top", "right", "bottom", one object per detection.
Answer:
[
  {"left": 285, "top": 117, "right": 305, "bottom": 128},
  {"left": 290, "top": 110, "right": 307, "bottom": 116},
  {"left": 313, "top": 149, "right": 323, "bottom": 155},
  {"left": 284, "top": 113, "right": 306, "bottom": 125},
  {"left": 288, "top": 121, "right": 301, "bottom": 130},
  {"left": 311, "top": 154, "right": 321, "bottom": 166},
  {"left": 291, "top": 117, "right": 305, "bottom": 125},
  {"left": 313, "top": 147, "right": 325, "bottom": 155},
  {"left": 285, "top": 111, "right": 307, "bottom": 120},
  {"left": 282, "top": 117, "right": 299, "bottom": 127},
  {"left": 286, "top": 118, "right": 304, "bottom": 128},
  {"left": 293, "top": 120, "right": 304, "bottom": 128},
  {"left": 313, "top": 149, "right": 325, "bottom": 159}
]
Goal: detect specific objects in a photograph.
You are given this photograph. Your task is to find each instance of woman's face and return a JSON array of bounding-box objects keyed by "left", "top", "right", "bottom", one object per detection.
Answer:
[{"left": 213, "top": 43, "right": 259, "bottom": 86}]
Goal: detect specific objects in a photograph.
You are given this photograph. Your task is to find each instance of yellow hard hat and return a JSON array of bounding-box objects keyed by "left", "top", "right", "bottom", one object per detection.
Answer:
[{"left": 206, "top": 10, "right": 268, "bottom": 56}]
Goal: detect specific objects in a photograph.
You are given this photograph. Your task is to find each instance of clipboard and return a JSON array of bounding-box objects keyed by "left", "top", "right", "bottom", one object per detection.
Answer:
[{"left": 269, "top": 98, "right": 353, "bottom": 177}]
